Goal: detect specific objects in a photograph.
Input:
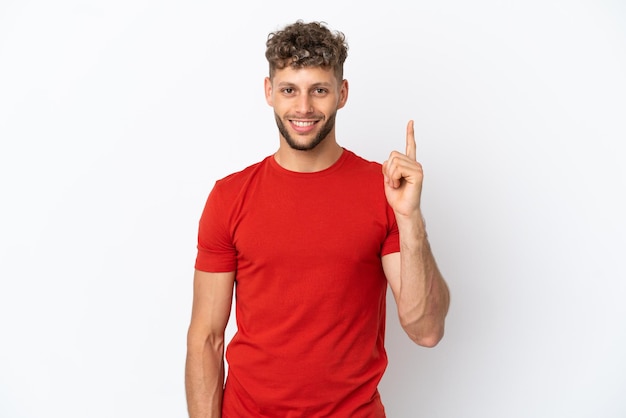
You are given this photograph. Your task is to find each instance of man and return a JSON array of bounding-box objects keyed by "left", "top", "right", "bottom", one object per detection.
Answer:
[{"left": 185, "top": 20, "right": 450, "bottom": 418}]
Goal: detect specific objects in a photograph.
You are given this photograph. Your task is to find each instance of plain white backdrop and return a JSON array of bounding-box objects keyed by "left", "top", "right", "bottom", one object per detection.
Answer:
[{"left": 1, "top": 0, "right": 625, "bottom": 417}]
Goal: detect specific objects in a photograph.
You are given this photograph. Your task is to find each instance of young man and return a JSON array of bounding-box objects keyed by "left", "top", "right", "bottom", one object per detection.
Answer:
[{"left": 185, "top": 20, "right": 450, "bottom": 418}]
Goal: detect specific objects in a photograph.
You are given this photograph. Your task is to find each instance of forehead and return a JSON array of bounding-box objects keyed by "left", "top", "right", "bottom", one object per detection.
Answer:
[{"left": 272, "top": 66, "right": 339, "bottom": 87}]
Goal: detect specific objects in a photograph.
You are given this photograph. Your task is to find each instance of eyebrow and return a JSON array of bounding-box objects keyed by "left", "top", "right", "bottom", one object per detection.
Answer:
[{"left": 276, "top": 81, "right": 334, "bottom": 88}]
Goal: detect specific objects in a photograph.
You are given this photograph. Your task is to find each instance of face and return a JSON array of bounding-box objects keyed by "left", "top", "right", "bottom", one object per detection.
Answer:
[{"left": 265, "top": 66, "right": 348, "bottom": 151}]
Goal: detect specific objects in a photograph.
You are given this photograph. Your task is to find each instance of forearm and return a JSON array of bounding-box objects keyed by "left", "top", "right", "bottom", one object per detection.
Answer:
[
  {"left": 185, "top": 336, "right": 225, "bottom": 418},
  {"left": 396, "top": 212, "right": 450, "bottom": 347}
]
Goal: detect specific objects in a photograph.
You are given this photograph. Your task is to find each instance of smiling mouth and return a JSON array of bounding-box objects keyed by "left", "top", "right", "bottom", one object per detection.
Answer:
[{"left": 290, "top": 120, "right": 317, "bottom": 127}]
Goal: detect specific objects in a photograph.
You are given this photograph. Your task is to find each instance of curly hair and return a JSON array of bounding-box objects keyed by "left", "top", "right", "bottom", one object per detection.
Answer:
[{"left": 265, "top": 20, "right": 348, "bottom": 81}]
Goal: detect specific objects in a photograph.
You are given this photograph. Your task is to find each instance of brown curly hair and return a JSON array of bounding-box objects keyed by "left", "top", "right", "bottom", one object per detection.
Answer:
[{"left": 265, "top": 20, "right": 348, "bottom": 81}]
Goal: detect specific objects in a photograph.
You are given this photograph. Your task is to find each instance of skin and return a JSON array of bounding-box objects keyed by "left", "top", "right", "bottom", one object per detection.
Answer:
[
  {"left": 381, "top": 120, "right": 450, "bottom": 347},
  {"left": 185, "top": 271, "right": 234, "bottom": 418},
  {"left": 185, "top": 65, "right": 450, "bottom": 417},
  {"left": 264, "top": 65, "right": 348, "bottom": 172}
]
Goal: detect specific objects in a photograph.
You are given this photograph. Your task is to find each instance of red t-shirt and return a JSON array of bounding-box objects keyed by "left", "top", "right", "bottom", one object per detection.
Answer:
[{"left": 196, "top": 149, "right": 400, "bottom": 417}]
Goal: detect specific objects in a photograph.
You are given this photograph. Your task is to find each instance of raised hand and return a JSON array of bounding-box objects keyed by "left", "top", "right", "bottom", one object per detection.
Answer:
[{"left": 382, "top": 120, "right": 424, "bottom": 218}]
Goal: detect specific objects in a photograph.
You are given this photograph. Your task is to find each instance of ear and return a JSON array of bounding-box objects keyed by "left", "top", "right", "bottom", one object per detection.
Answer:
[
  {"left": 264, "top": 77, "right": 273, "bottom": 106},
  {"left": 337, "top": 79, "right": 349, "bottom": 110}
]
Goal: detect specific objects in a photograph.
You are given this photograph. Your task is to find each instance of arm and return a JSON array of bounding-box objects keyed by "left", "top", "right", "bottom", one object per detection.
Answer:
[
  {"left": 382, "top": 120, "right": 450, "bottom": 347},
  {"left": 382, "top": 224, "right": 449, "bottom": 347},
  {"left": 185, "top": 270, "right": 235, "bottom": 418}
]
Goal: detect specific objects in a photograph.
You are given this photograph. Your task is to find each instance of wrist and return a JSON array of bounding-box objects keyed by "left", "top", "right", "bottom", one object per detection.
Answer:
[{"left": 395, "top": 209, "right": 425, "bottom": 229}]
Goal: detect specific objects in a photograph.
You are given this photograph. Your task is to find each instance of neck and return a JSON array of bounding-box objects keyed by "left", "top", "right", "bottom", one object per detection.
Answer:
[{"left": 274, "top": 137, "right": 343, "bottom": 173}]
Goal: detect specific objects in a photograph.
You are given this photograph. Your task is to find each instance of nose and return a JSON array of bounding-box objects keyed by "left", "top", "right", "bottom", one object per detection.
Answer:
[{"left": 295, "top": 94, "right": 313, "bottom": 115}]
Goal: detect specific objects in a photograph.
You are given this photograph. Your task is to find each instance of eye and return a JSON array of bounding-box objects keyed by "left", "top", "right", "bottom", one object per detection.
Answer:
[
  {"left": 313, "top": 88, "right": 328, "bottom": 95},
  {"left": 281, "top": 88, "right": 294, "bottom": 95}
]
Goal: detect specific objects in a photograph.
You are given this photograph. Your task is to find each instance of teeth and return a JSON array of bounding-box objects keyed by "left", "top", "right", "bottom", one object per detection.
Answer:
[{"left": 292, "top": 121, "right": 315, "bottom": 127}]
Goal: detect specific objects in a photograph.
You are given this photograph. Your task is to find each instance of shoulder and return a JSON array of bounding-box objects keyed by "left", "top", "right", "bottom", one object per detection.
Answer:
[
  {"left": 201, "top": 156, "right": 272, "bottom": 208},
  {"left": 342, "top": 149, "right": 384, "bottom": 177},
  {"left": 213, "top": 156, "right": 272, "bottom": 190}
]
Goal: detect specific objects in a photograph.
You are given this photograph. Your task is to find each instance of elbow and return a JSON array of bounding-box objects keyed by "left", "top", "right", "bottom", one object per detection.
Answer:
[
  {"left": 408, "top": 326, "right": 445, "bottom": 348},
  {"left": 399, "top": 313, "right": 446, "bottom": 348},
  {"left": 187, "top": 326, "right": 225, "bottom": 354},
  {"left": 402, "top": 282, "right": 450, "bottom": 347}
]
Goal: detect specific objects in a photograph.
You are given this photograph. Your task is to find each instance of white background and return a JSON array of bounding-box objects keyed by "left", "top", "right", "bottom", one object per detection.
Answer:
[{"left": 1, "top": 1, "right": 625, "bottom": 417}]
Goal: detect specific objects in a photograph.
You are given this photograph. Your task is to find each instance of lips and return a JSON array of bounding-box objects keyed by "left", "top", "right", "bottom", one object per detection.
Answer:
[
  {"left": 291, "top": 120, "right": 316, "bottom": 127},
  {"left": 290, "top": 120, "right": 318, "bottom": 133}
]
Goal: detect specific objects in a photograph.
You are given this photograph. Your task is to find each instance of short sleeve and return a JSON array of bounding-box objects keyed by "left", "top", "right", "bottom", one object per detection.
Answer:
[
  {"left": 381, "top": 204, "right": 400, "bottom": 256},
  {"left": 195, "top": 181, "right": 238, "bottom": 272}
]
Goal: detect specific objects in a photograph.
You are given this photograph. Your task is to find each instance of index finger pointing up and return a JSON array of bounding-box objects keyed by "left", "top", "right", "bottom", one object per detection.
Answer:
[{"left": 406, "top": 119, "right": 416, "bottom": 161}]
